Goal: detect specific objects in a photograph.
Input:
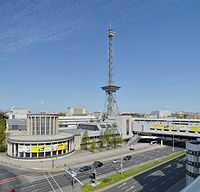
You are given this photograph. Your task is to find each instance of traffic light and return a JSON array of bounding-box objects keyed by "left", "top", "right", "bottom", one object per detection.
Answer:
[{"left": 92, "top": 172, "right": 96, "bottom": 180}]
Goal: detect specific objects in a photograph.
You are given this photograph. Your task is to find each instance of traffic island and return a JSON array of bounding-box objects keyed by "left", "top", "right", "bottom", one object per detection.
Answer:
[{"left": 82, "top": 151, "right": 185, "bottom": 191}]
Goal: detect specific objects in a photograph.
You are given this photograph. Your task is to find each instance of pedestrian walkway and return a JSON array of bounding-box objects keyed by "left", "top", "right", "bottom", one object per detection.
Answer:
[{"left": 0, "top": 143, "right": 164, "bottom": 170}]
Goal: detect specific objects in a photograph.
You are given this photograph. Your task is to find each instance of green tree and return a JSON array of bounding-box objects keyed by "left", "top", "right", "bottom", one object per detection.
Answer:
[
  {"left": 98, "top": 130, "right": 104, "bottom": 150},
  {"left": 81, "top": 130, "right": 90, "bottom": 150},
  {"left": 104, "top": 127, "right": 111, "bottom": 149},
  {"left": 0, "top": 112, "right": 6, "bottom": 119},
  {"left": 91, "top": 137, "right": 96, "bottom": 151},
  {"left": 58, "top": 112, "right": 65, "bottom": 116},
  {"left": 118, "top": 136, "right": 124, "bottom": 145},
  {"left": 0, "top": 119, "right": 6, "bottom": 152},
  {"left": 111, "top": 127, "right": 120, "bottom": 148}
]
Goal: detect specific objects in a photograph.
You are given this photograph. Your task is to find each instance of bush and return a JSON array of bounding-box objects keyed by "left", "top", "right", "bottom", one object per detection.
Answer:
[{"left": 0, "top": 119, "right": 6, "bottom": 152}]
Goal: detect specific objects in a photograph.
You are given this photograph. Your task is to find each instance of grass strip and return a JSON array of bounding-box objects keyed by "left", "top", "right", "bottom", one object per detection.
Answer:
[{"left": 82, "top": 150, "right": 185, "bottom": 191}]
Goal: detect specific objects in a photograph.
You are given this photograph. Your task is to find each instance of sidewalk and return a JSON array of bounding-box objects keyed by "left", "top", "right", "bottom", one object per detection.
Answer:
[{"left": 0, "top": 143, "right": 164, "bottom": 170}]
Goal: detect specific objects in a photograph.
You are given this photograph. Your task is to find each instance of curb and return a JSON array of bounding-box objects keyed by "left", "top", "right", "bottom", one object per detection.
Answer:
[{"left": 84, "top": 151, "right": 186, "bottom": 192}]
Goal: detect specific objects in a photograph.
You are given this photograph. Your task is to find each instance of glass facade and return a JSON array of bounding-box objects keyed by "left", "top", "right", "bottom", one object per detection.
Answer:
[
  {"left": 32, "top": 117, "right": 35, "bottom": 135},
  {"left": 28, "top": 114, "right": 58, "bottom": 136},
  {"left": 46, "top": 117, "right": 50, "bottom": 135},
  {"left": 36, "top": 117, "right": 40, "bottom": 135},
  {"left": 41, "top": 117, "right": 45, "bottom": 135},
  {"left": 126, "top": 119, "right": 129, "bottom": 135},
  {"left": 51, "top": 117, "right": 54, "bottom": 135}
]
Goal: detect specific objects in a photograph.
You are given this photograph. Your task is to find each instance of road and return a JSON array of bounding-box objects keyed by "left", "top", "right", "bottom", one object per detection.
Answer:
[
  {"left": 0, "top": 164, "right": 36, "bottom": 192},
  {"left": 0, "top": 146, "right": 184, "bottom": 192},
  {"left": 102, "top": 155, "right": 186, "bottom": 192}
]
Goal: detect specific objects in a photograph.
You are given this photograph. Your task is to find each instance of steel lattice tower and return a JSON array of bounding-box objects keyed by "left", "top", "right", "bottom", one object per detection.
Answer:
[{"left": 101, "top": 25, "right": 120, "bottom": 116}]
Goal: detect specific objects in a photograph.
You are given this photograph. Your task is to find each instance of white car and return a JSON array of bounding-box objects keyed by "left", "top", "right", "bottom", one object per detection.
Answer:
[{"left": 112, "top": 158, "right": 120, "bottom": 164}]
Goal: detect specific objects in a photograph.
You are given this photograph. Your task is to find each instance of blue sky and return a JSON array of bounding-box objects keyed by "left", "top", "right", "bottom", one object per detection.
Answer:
[{"left": 1, "top": 0, "right": 200, "bottom": 113}]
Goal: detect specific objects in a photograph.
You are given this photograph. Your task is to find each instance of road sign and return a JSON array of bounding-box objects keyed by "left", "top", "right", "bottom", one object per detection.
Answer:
[{"left": 72, "top": 169, "right": 77, "bottom": 177}]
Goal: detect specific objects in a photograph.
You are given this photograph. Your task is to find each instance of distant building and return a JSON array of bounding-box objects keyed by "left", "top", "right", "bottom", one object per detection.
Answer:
[
  {"left": 60, "top": 122, "right": 118, "bottom": 143},
  {"left": 150, "top": 110, "right": 171, "bottom": 118},
  {"left": 93, "top": 112, "right": 104, "bottom": 120},
  {"left": 67, "top": 107, "right": 88, "bottom": 116},
  {"left": 176, "top": 112, "right": 200, "bottom": 119},
  {"left": 6, "top": 108, "right": 30, "bottom": 119},
  {"left": 58, "top": 115, "right": 98, "bottom": 128},
  {"left": 6, "top": 119, "right": 27, "bottom": 131}
]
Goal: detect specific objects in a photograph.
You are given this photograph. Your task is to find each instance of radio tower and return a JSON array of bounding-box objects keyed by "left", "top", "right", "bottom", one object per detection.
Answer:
[{"left": 101, "top": 24, "right": 120, "bottom": 117}]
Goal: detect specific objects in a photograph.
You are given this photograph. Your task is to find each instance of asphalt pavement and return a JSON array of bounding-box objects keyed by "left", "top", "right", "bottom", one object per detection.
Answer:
[
  {"left": 101, "top": 155, "right": 186, "bottom": 192},
  {"left": 0, "top": 146, "right": 184, "bottom": 192}
]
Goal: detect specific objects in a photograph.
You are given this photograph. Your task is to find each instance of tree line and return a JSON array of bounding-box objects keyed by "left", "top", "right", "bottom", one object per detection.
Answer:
[
  {"left": 0, "top": 118, "right": 6, "bottom": 152},
  {"left": 81, "top": 125, "right": 123, "bottom": 151}
]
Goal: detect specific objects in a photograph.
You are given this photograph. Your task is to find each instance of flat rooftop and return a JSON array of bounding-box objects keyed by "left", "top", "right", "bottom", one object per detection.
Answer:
[{"left": 7, "top": 131, "right": 73, "bottom": 143}]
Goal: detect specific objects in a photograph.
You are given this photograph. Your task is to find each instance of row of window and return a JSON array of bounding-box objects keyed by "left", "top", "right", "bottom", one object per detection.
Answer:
[
  {"left": 186, "top": 170, "right": 199, "bottom": 178},
  {"left": 187, "top": 150, "right": 200, "bottom": 157},
  {"left": 30, "top": 117, "right": 56, "bottom": 135},
  {"left": 150, "top": 128, "right": 198, "bottom": 134},
  {"left": 19, "top": 150, "right": 68, "bottom": 158},
  {"left": 135, "top": 119, "right": 200, "bottom": 124},
  {"left": 187, "top": 160, "right": 200, "bottom": 168}
]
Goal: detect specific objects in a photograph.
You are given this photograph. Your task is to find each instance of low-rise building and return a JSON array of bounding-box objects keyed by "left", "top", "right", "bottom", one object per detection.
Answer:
[
  {"left": 6, "top": 108, "right": 30, "bottom": 119},
  {"left": 6, "top": 113, "right": 80, "bottom": 159}
]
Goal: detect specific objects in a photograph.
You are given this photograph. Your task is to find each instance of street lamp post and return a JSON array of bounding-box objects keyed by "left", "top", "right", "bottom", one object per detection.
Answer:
[
  {"left": 120, "top": 129, "right": 123, "bottom": 175},
  {"left": 172, "top": 131, "right": 174, "bottom": 154}
]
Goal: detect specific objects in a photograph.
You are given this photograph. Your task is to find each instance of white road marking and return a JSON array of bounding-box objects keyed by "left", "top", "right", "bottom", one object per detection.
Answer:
[
  {"left": 125, "top": 186, "right": 134, "bottom": 192},
  {"left": 117, "top": 182, "right": 126, "bottom": 188},
  {"left": 152, "top": 178, "right": 157, "bottom": 182},
  {"left": 48, "top": 172, "right": 63, "bottom": 192},
  {"left": 161, "top": 181, "right": 166, "bottom": 185},
  {"left": 151, "top": 187, "right": 157, "bottom": 191},
  {"left": 121, "top": 185, "right": 130, "bottom": 191},
  {"left": 43, "top": 173, "right": 56, "bottom": 192}
]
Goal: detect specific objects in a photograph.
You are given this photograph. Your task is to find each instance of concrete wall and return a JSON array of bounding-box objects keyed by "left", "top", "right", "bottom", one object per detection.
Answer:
[
  {"left": 74, "top": 135, "right": 81, "bottom": 150},
  {"left": 116, "top": 115, "right": 133, "bottom": 140}
]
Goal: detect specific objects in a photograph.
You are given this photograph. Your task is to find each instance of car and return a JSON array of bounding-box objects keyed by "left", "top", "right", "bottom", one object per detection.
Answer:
[
  {"left": 112, "top": 158, "right": 120, "bottom": 164},
  {"left": 6, "top": 189, "right": 15, "bottom": 192},
  {"left": 123, "top": 155, "right": 132, "bottom": 160},
  {"left": 79, "top": 166, "right": 91, "bottom": 172},
  {"left": 93, "top": 161, "right": 103, "bottom": 168}
]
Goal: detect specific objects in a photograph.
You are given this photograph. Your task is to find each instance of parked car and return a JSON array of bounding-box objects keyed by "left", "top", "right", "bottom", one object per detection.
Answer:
[
  {"left": 112, "top": 158, "right": 120, "bottom": 164},
  {"left": 123, "top": 155, "right": 132, "bottom": 160},
  {"left": 79, "top": 166, "right": 91, "bottom": 172},
  {"left": 6, "top": 189, "right": 15, "bottom": 192},
  {"left": 93, "top": 161, "right": 103, "bottom": 168}
]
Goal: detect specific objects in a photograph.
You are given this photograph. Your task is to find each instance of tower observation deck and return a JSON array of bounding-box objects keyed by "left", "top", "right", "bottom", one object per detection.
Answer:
[{"left": 101, "top": 25, "right": 120, "bottom": 116}]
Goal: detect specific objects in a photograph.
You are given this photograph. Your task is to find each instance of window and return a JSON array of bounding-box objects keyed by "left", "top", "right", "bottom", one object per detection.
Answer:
[
  {"left": 46, "top": 117, "right": 50, "bottom": 135},
  {"left": 36, "top": 117, "right": 40, "bottom": 135},
  {"left": 51, "top": 117, "right": 54, "bottom": 135},
  {"left": 126, "top": 119, "right": 129, "bottom": 135},
  {"left": 41, "top": 117, "right": 45, "bottom": 135},
  {"left": 32, "top": 117, "right": 35, "bottom": 135}
]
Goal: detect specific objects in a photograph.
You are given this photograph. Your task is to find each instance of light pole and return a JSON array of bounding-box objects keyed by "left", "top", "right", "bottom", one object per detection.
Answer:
[
  {"left": 119, "top": 129, "right": 123, "bottom": 175},
  {"left": 172, "top": 131, "right": 174, "bottom": 154}
]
